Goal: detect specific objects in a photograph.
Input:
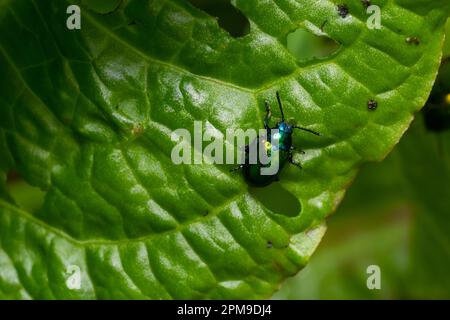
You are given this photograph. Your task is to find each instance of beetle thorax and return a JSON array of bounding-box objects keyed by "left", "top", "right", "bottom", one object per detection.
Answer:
[{"left": 273, "top": 122, "right": 293, "bottom": 151}]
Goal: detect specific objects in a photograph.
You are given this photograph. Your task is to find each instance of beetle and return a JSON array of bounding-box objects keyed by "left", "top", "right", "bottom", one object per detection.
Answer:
[
  {"left": 232, "top": 92, "right": 320, "bottom": 187},
  {"left": 337, "top": 4, "right": 349, "bottom": 18}
]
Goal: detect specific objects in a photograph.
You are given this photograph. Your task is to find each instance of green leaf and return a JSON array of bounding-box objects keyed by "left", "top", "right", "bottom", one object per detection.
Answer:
[{"left": 0, "top": 0, "right": 448, "bottom": 299}]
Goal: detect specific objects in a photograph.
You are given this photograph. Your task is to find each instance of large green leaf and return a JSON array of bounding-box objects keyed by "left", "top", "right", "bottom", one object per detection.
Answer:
[{"left": 0, "top": 0, "right": 448, "bottom": 299}]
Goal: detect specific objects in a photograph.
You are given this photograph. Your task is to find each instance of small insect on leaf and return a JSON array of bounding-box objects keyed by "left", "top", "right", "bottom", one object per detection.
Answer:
[
  {"left": 234, "top": 92, "right": 320, "bottom": 188},
  {"left": 368, "top": 100, "right": 378, "bottom": 110},
  {"left": 406, "top": 37, "right": 420, "bottom": 45},
  {"left": 337, "top": 4, "right": 350, "bottom": 18}
]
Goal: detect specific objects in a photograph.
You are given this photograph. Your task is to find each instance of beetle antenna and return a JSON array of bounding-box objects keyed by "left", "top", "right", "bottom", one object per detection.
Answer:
[
  {"left": 276, "top": 91, "right": 285, "bottom": 121},
  {"left": 293, "top": 126, "right": 321, "bottom": 136}
]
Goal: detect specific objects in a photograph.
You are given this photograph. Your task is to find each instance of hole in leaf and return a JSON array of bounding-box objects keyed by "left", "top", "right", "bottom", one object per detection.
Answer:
[
  {"left": 286, "top": 28, "right": 341, "bottom": 61},
  {"left": 6, "top": 171, "right": 46, "bottom": 214},
  {"left": 249, "top": 182, "right": 301, "bottom": 217},
  {"left": 187, "top": 0, "right": 250, "bottom": 38}
]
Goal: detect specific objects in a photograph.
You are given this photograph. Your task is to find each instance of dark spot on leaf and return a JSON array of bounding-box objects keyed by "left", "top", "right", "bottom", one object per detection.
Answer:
[
  {"left": 187, "top": 0, "right": 250, "bottom": 38},
  {"left": 203, "top": 210, "right": 209, "bottom": 216},
  {"left": 266, "top": 241, "right": 273, "bottom": 248},
  {"left": 361, "top": 0, "right": 371, "bottom": 8},
  {"left": 132, "top": 125, "right": 144, "bottom": 136},
  {"left": 249, "top": 182, "right": 301, "bottom": 217},
  {"left": 368, "top": 99, "right": 378, "bottom": 110},
  {"left": 406, "top": 37, "right": 420, "bottom": 45},
  {"left": 286, "top": 28, "right": 341, "bottom": 62},
  {"left": 337, "top": 4, "right": 349, "bottom": 18}
]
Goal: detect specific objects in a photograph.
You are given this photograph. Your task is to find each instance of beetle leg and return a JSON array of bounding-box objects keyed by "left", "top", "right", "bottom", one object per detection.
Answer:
[
  {"left": 264, "top": 101, "right": 272, "bottom": 129},
  {"left": 293, "top": 126, "right": 321, "bottom": 136},
  {"left": 289, "top": 152, "right": 303, "bottom": 169},
  {"left": 290, "top": 146, "right": 305, "bottom": 154},
  {"left": 238, "top": 144, "right": 250, "bottom": 152},
  {"left": 230, "top": 164, "right": 244, "bottom": 172}
]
